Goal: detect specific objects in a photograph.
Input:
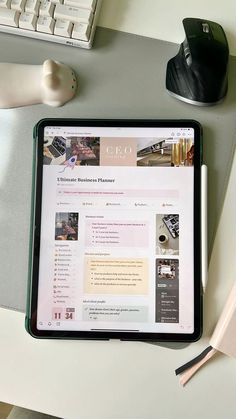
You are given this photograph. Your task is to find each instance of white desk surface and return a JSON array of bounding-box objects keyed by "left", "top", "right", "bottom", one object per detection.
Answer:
[
  {"left": 1, "top": 28, "right": 236, "bottom": 418},
  {"left": 0, "top": 113, "right": 236, "bottom": 419}
]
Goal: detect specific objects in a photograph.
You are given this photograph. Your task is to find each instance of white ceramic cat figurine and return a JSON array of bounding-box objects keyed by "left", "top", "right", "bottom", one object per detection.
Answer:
[{"left": 0, "top": 59, "right": 77, "bottom": 108}]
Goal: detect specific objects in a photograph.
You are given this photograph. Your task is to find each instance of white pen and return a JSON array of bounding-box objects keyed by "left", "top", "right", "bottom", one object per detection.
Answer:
[{"left": 201, "top": 164, "right": 208, "bottom": 293}]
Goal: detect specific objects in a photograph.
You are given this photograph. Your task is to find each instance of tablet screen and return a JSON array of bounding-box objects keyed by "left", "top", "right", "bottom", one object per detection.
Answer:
[{"left": 29, "top": 120, "right": 202, "bottom": 340}]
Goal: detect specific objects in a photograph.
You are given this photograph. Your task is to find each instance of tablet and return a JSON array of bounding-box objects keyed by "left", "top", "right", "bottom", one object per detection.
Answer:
[{"left": 26, "top": 119, "right": 202, "bottom": 341}]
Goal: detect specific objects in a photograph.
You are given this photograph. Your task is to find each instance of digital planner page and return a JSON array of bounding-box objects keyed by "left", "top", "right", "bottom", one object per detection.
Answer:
[{"left": 37, "top": 126, "right": 194, "bottom": 334}]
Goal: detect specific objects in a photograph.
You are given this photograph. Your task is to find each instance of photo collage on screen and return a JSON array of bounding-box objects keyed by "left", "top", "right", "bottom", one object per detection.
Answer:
[{"left": 43, "top": 136, "right": 194, "bottom": 168}]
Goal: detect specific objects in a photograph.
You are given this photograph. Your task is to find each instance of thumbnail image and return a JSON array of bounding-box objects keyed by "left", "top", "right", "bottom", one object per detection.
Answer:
[
  {"left": 137, "top": 137, "right": 194, "bottom": 167},
  {"left": 155, "top": 258, "right": 179, "bottom": 323},
  {"left": 156, "top": 258, "right": 179, "bottom": 281},
  {"left": 156, "top": 214, "right": 179, "bottom": 255},
  {"left": 55, "top": 212, "right": 78, "bottom": 241}
]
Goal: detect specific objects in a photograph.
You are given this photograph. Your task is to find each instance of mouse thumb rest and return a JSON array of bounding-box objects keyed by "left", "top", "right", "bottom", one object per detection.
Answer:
[{"left": 166, "top": 45, "right": 228, "bottom": 106}]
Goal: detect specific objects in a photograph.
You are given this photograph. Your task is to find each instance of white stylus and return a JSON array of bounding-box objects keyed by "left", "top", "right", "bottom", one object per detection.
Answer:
[{"left": 201, "top": 164, "right": 208, "bottom": 293}]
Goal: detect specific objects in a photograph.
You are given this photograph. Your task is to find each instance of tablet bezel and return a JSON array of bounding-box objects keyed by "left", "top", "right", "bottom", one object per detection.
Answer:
[{"left": 26, "top": 118, "right": 202, "bottom": 342}]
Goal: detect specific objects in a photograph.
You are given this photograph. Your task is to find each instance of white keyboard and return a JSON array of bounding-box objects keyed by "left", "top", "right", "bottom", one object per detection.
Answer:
[{"left": 0, "top": 0, "right": 102, "bottom": 48}]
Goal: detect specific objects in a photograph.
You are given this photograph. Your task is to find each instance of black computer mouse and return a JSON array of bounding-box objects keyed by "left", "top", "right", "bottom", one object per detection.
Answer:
[{"left": 166, "top": 18, "right": 229, "bottom": 106}]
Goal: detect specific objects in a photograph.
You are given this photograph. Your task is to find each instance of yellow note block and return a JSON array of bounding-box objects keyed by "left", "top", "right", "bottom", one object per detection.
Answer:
[{"left": 84, "top": 258, "right": 148, "bottom": 295}]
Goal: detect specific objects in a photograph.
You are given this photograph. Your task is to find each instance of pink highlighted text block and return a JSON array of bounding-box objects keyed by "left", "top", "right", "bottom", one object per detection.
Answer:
[{"left": 85, "top": 220, "right": 149, "bottom": 247}]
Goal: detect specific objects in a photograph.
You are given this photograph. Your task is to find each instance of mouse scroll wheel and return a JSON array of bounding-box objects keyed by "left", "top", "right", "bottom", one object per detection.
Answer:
[
  {"left": 202, "top": 23, "right": 210, "bottom": 33},
  {"left": 184, "top": 47, "right": 192, "bottom": 66}
]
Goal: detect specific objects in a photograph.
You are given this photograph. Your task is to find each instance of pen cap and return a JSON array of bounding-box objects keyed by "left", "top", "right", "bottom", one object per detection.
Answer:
[{"left": 210, "top": 281, "right": 236, "bottom": 357}]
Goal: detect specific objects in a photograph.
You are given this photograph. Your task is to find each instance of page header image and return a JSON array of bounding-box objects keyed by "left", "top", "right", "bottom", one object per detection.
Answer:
[{"left": 43, "top": 135, "right": 194, "bottom": 167}]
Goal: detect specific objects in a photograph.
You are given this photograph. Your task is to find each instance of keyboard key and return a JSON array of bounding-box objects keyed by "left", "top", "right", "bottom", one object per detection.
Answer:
[
  {"left": 0, "top": 8, "right": 19, "bottom": 26},
  {"left": 54, "top": 18, "right": 72, "bottom": 37},
  {"left": 39, "top": 0, "right": 55, "bottom": 17},
  {"left": 19, "top": 11, "right": 37, "bottom": 29},
  {"left": 25, "top": 0, "right": 40, "bottom": 15},
  {"left": 64, "top": 0, "right": 96, "bottom": 10},
  {"left": 11, "top": 0, "right": 26, "bottom": 12},
  {"left": 0, "top": 0, "right": 11, "bottom": 8},
  {"left": 37, "top": 15, "right": 55, "bottom": 33},
  {"left": 54, "top": 4, "right": 92, "bottom": 24},
  {"left": 72, "top": 21, "right": 90, "bottom": 40}
]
